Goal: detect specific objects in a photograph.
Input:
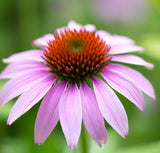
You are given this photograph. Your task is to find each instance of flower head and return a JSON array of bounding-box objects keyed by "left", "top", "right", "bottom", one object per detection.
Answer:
[
  {"left": 0, "top": 21, "right": 155, "bottom": 148},
  {"left": 43, "top": 29, "right": 110, "bottom": 81}
]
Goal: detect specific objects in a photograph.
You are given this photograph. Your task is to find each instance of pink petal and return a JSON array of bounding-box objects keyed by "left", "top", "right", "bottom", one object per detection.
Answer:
[
  {"left": 84, "top": 24, "right": 96, "bottom": 32},
  {"left": 101, "top": 70, "right": 144, "bottom": 111},
  {"left": 0, "top": 70, "right": 51, "bottom": 106},
  {"left": 96, "top": 30, "right": 143, "bottom": 54},
  {"left": 35, "top": 81, "right": 67, "bottom": 145},
  {"left": 67, "top": 20, "right": 83, "bottom": 32},
  {"left": 68, "top": 21, "right": 96, "bottom": 32},
  {"left": 106, "top": 64, "right": 156, "bottom": 100},
  {"left": 55, "top": 21, "right": 82, "bottom": 34},
  {"left": 80, "top": 82, "right": 107, "bottom": 146},
  {"left": 0, "top": 61, "right": 48, "bottom": 79},
  {"left": 109, "top": 45, "right": 144, "bottom": 55},
  {"left": 55, "top": 27, "right": 67, "bottom": 35},
  {"left": 93, "top": 78, "right": 128, "bottom": 138},
  {"left": 59, "top": 83, "right": 82, "bottom": 149},
  {"left": 111, "top": 35, "right": 135, "bottom": 45},
  {"left": 7, "top": 76, "right": 55, "bottom": 125},
  {"left": 96, "top": 30, "right": 112, "bottom": 43},
  {"left": 55, "top": 21, "right": 95, "bottom": 36},
  {"left": 111, "top": 55, "right": 154, "bottom": 69},
  {"left": 32, "top": 34, "right": 55, "bottom": 48},
  {"left": 106, "top": 64, "right": 155, "bottom": 99},
  {"left": 96, "top": 31, "right": 135, "bottom": 46},
  {"left": 3, "top": 50, "right": 44, "bottom": 63}
]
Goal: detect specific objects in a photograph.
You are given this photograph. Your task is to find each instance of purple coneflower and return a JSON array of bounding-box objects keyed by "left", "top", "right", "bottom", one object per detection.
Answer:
[{"left": 0, "top": 21, "right": 155, "bottom": 148}]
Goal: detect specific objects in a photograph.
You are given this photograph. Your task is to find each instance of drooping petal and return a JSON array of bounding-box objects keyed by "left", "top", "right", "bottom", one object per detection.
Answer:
[
  {"left": 0, "top": 70, "right": 51, "bottom": 106},
  {"left": 111, "top": 55, "right": 154, "bottom": 69},
  {"left": 101, "top": 70, "right": 144, "bottom": 111},
  {"left": 59, "top": 83, "right": 82, "bottom": 149},
  {"left": 32, "top": 34, "right": 55, "bottom": 48},
  {"left": 0, "top": 61, "right": 49, "bottom": 79},
  {"left": 93, "top": 78, "right": 128, "bottom": 138},
  {"left": 3, "top": 50, "right": 44, "bottom": 63},
  {"left": 35, "top": 81, "right": 67, "bottom": 145},
  {"left": 80, "top": 82, "right": 107, "bottom": 146},
  {"left": 7, "top": 76, "right": 55, "bottom": 125},
  {"left": 109, "top": 45, "right": 144, "bottom": 55},
  {"left": 105, "top": 64, "right": 156, "bottom": 100}
]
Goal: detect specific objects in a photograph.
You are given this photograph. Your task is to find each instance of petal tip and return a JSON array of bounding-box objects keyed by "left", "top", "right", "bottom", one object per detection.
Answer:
[
  {"left": 34, "top": 139, "right": 43, "bottom": 146},
  {"left": 6, "top": 120, "right": 11, "bottom": 126},
  {"left": 35, "top": 142, "right": 42, "bottom": 146},
  {"left": 98, "top": 139, "right": 107, "bottom": 147},
  {"left": 120, "top": 126, "right": 129, "bottom": 139},
  {"left": 3, "top": 58, "right": 9, "bottom": 63},
  {"left": 136, "top": 47, "right": 145, "bottom": 53},
  {"left": 151, "top": 94, "right": 156, "bottom": 101},
  {"left": 7, "top": 117, "right": 15, "bottom": 125},
  {"left": 139, "top": 47, "right": 145, "bottom": 52},
  {"left": 98, "top": 143, "right": 102, "bottom": 147},
  {"left": 69, "top": 144, "right": 76, "bottom": 149},
  {"left": 140, "top": 107, "right": 144, "bottom": 112},
  {"left": 145, "top": 63, "right": 154, "bottom": 70},
  {"left": 32, "top": 40, "right": 39, "bottom": 47},
  {"left": 150, "top": 89, "right": 156, "bottom": 100},
  {"left": 122, "top": 131, "right": 129, "bottom": 139},
  {"left": 136, "top": 104, "right": 144, "bottom": 112},
  {"left": 34, "top": 135, "right": 44, "bottom": 146}
]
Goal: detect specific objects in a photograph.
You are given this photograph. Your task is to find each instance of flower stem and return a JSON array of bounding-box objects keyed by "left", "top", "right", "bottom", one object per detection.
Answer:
[{"left": 81, "top": 124, "right": 88, "bottom": 153}]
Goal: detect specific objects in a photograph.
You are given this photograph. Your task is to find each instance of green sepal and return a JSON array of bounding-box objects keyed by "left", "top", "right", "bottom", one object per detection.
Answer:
[
  {"left": 93, "top": 73, "right": 108, "bottom": 84},
  {"left": 84, "top": 77, "right": 94, "bottom": 90},
  {"left": 75, "top": 79, "right": 81, "bottom": 89}
]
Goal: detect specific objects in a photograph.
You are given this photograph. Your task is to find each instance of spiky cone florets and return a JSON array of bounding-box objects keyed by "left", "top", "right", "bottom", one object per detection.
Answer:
[{"left": 43, "top": 29, "right": 111, "bottom": 81}]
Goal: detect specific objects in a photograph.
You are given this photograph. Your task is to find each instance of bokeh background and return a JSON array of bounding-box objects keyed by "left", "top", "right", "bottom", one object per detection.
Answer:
[{"left": 0, "top": 0, "right": 160, "bottom": 153}]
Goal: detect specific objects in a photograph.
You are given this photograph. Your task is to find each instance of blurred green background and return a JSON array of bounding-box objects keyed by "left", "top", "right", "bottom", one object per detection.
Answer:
[{"left": 0, "top": 0, "right": 160, "bottom": 153}]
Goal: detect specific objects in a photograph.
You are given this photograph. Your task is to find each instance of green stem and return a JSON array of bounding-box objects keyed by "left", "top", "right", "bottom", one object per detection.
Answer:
[{"left": 81, "top": 124, "right": 88, "bottom": 153}]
